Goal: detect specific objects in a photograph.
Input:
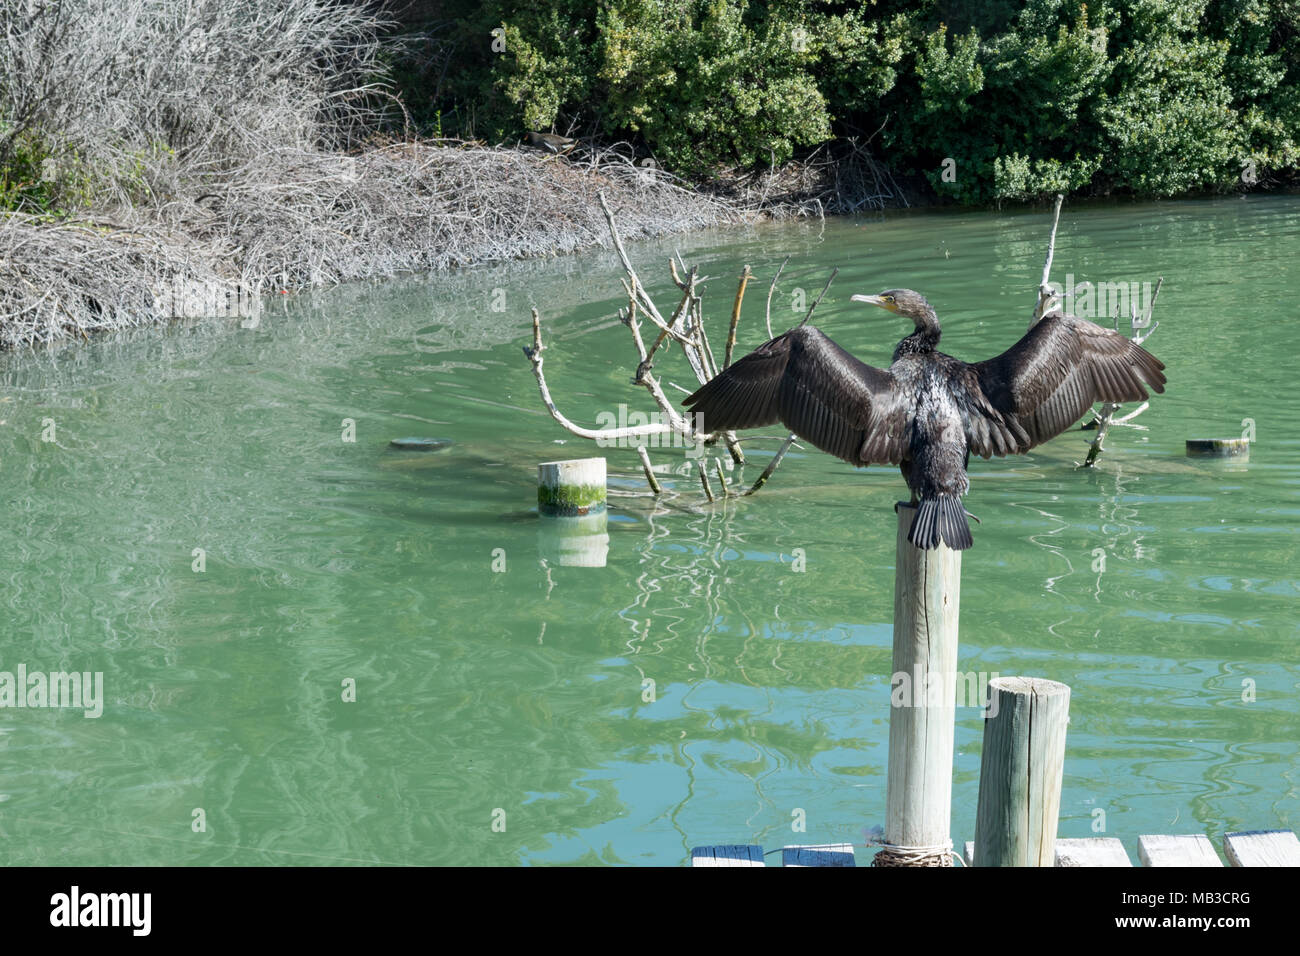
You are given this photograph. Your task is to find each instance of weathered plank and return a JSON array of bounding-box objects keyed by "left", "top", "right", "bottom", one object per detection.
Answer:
[
  {"left": 1055, "top": 837, "right": 1132, "bottom": 867},
  {"left": 690, "top": 845, "right": 765, "bottom": 867},
  {"left": 1223, "top": 830, "right": 1300, "bottom": 867},
  {"left": 782, "top": 844, "right": 856, "bottom": 867},
  {"left": 1137, "top": 834, "right": 1222, "bottom": 867}
]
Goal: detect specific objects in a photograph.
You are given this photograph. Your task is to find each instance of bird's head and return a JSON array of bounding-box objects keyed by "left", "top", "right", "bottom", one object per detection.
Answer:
[{"left": 850, "top": 289, "right": 937, "bottom": 327}]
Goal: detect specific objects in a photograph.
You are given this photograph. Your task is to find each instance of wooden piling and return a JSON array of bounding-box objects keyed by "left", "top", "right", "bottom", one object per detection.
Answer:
[
  {"left": 877, "top": 504, "right": 961, "bottom": 867},
  {"left": 973, "top": 677, "right": 1071, "bottom": 866},
  {"left": 1186, "top": 438, "right": 1250, "bottom": 459},
  {"left": 537, "top": 458, "right": 606, "bottom": 516}
]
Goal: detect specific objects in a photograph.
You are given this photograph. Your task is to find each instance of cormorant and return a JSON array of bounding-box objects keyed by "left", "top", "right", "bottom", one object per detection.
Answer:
[{"left": 682, "top": 289, "right": 1166, "bottom": 550}]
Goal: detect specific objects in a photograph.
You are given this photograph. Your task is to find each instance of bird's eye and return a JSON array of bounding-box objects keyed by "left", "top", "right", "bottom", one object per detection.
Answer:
[{"left": 884, "top": 295, "right": 895, "bottom": 303}]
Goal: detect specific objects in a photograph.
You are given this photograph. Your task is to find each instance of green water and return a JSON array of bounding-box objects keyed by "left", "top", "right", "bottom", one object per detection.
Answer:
[{"left": 2, "top": 197, "right": 1297, "bottom": 866}]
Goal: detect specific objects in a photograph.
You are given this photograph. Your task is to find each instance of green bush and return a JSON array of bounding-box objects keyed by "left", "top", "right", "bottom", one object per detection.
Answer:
[
  {"left": 463, "top": 0, "right": 843, "bottom": 173},
  {"left": 878, "top": 0, "right": 1253, "bottom": 203},
  {"left": 0, "top": 128, "right": 97, "bottom": 216},
  {"left": 413, "top": 0, "right": 1300, "bottom": 202},
  {"left": 594, "top": 0, "right": 834, "bottom": 173}
]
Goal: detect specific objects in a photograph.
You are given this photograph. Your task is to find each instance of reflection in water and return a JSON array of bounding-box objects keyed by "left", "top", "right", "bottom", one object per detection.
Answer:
[{"left": 537, "top": 511, "right": 610, "bottom": 568}]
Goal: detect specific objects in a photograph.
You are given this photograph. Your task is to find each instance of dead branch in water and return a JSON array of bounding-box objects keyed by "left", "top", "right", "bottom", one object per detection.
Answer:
[
  {"left": 1082, "top": 277, "right": 1163, "bottom": 467},
  {"left": 523, "top": 197, "right": 840, "bottom": 499},
  {"left": 1028, "top": 197, "right": 1164, "bottom": 466},
  {"left": 724, "top": 266, "right": 751, "bottom": 369},
  {"left": 765, "top": 255, "right": 790, "bottom": 340},
  {"left": 1031, "top": 194, "right": 1066, "bottom": 327}
]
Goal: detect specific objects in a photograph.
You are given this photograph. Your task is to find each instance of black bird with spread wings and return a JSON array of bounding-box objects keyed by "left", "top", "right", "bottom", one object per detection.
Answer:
[{"left": 682, "top": 289, "right": 1166, "bottom": 550}]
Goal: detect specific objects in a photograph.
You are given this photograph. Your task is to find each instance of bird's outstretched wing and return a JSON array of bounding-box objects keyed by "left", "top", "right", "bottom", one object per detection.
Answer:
[
  {"left": 972, "top": 312, "right": 1166, "bottom": 450},
  {"left": 682, "top": 326, "right": 907, "bottom": 467}
]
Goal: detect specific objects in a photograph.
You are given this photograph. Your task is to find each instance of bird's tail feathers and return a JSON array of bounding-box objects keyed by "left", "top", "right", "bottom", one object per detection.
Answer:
[{"left": 909, "top": 495, "right": 973, "bottom": 551}]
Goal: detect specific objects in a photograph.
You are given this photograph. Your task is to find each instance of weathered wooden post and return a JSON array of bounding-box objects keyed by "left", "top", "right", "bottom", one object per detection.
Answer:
[
  {"left": 973, "top": 676, "right": 1071, "bottom": 866},
  {"left": 536, "top": 458, "right": 609, "bottom": 567},
  {"left": 876, "top": 504, "right": 961, "bottom": 867}
]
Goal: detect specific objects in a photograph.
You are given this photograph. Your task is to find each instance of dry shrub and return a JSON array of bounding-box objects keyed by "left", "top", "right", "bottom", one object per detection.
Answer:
[
  {"left": 0, "top": 2, "right": 731, "bottom": 349},
  {"left": 0, "top": 140, "right": 733, "bottom": 348}
]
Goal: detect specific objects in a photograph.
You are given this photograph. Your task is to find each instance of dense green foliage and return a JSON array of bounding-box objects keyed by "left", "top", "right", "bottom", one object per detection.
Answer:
[{"left": 406, "top": 0, "right": 1300, "bottom": 203}]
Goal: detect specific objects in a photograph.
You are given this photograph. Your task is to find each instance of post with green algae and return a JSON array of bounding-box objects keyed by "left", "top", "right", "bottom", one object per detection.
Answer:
[{"left": 537, "top": 458, "right": 607, "bottom": 517}]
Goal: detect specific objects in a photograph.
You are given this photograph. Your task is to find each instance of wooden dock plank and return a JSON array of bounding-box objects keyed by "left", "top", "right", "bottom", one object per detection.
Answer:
[
  {"left": 690, "top": 845, "right": 765, "bottom": 867},
  {"left": 782, "top": 843, "right": 856, "bottom": 867},
  {"left": 1137, "top": 834, "right": 1222, "bottom": 867},
  {"left": 1223, "top": 830, "right": 1300, "bottom": 867},
  {"left": 1055, "top": 837, "right": 1132, "bottom": 867}
]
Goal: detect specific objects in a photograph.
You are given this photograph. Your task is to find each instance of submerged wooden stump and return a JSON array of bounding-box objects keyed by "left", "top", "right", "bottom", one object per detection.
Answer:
[
  {"left": 878, "top": 504, "right": 961, "bottom": 867},
  {"left": 974, "top": 677, "right": 1070, "bottom": 867},
  {"left": 389, "top": 437, "right": 453, "bottom": 451},
  {"left": 1185, "top": 438, "right": 1250, "bottom": 459},
  {"left": 537, "top": 458, "right": 606, "bottom": 516}
]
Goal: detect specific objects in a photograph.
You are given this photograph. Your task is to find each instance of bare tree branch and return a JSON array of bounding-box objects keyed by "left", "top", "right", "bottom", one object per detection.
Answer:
[
  {"left": 637, "top": 445, "right": 662, "bottom": 495},
  {"left": 1031, "top": 193, "right": 1065, "bottom": 327},
  {"left": 523, "top": 307, "right": 696, "bottom": 442},
  {"left": 746, "top": 434, "right": 798, "bottom": 494},
  {"left": 797, "top": 268, "right": 839, "bottom": 328},
  {"left": 697, "top": 459, "right": 715, "bottom": 502},
  {"left": 765, "top": 255, "right": 789, "bottom": 339},
  {"left": 725, "top": 265, "right": 752, "bottom": 369}
]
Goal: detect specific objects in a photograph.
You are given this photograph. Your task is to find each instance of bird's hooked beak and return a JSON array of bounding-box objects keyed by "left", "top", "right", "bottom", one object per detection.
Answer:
[{"left": 851, "top": 294, "right": 897, "bottom": 313}]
